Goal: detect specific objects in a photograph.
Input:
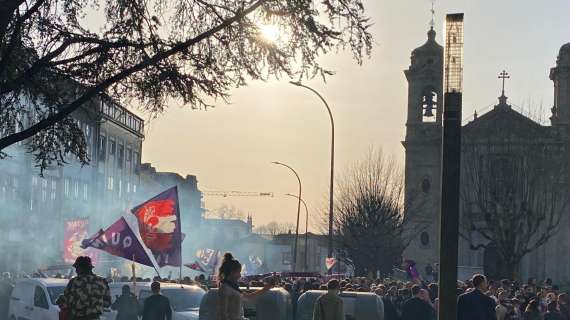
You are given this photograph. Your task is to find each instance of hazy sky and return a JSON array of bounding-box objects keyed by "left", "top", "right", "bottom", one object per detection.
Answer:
[{"left": 141, "top": 0, "right": 570, "bottom": 231}]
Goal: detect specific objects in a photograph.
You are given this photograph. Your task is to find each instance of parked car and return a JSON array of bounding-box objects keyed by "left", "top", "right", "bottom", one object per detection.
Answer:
[
  {"left": 102, "top": 282, "right": 205, "bottom": 320},
  {"left": 200, "top": 287, "right": 292, "bottom": 320},
  {"left": 9, "top": 278, "right": 68, "bottom": 320}
]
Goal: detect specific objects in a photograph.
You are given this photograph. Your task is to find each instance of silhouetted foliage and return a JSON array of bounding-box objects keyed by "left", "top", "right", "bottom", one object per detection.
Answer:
[
  {"left": 332, "top": 149, "right": 418, "bottom": 277},
  {"left": 461, "top": 141, "right": 569, "bottom": 279},
  {"left": 254, "top": 221, "right": 295, "bottom": 236},
  {"left": 0, "top": 0, "right": 373, "bottom": 171}
]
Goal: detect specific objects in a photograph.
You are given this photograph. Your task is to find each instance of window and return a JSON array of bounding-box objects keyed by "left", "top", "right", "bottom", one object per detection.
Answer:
[
  {"left": 420, "top": 232, "right": 430, "bottom": 247},
  {"left": 282, "top": 252, "right": 292, "bottom": 265},
  {"left": 41, "top": 179, "right": 47, "bottom": 202},
  {"left": 34, "top": 286, "right": 49, "bottom": 309},
  {"left": 117, "top": 144, "right": 124, "bottom": 169},
  {"left": 133, "top": 151, "right": 139, "bottom": 165},
  {"left": 98, "top": 135, "right": 107, "bottom": 161},
  {"left": 118, "top": 180, "right": 122, "bottom": 198},
  {"left": 133, "top": 184, "right": 137, "bottom": 193},
  {"left": 127, "top": 182, "right": 131, "bottom": 193},
  {"left": 127, "top": 147, "right": 132, "bottom": 162},
  {"left": 50, "top": 180, "right": 56, "bottom": 201},
  {"left": 109, "top": 139, "right": 116, "bottom": 157},
  {"left": 74, "top": 181, "right": 79, "bottom": 199},
  {"left": 421, "top": 177, "right": 431, "bottom": 193},
  {"left": 83, "top": 183, "right": 89, "bottom": 201},
  {"left": 11, "top": 177, "right": 17, "bottom": 200},
  {"left": 421, "top": 89, "right": 438, "bottom": 122},
  {"left": 107, "top": 176, "right": 114, "bottom": 190},
  {"left": 64, "top": 178, "right": 70, "bottom": 198}
]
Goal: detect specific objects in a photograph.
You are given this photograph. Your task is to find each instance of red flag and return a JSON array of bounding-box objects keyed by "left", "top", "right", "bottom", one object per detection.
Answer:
[
  {"left": 184, "top": 261, "right": 206, "bottom": 273},
  {"left": 325, "top": 257, "right": 336, "bottom": 271},
  {"left": 131, "top": 187, "right": 182, "bottom": 267}
]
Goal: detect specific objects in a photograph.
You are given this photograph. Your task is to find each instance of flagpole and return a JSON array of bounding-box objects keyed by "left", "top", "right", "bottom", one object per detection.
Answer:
[
  {"left": 174, "top": 186, "right": 183, "bottom": 284},
  {"left": 131, "top": 255, "right": 136, "bottom": 292}
]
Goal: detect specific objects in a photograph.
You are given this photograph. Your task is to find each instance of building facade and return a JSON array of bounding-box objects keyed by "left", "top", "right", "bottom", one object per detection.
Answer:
[
  {"left": 0, "top": 97, "right": 145, "bottom": 272},
  {"left": 403, "top": 27, "right": 570, "bottom": 282}
]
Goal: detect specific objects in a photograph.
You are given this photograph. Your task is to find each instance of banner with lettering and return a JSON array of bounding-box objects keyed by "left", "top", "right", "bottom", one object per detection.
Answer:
[
  {"left": 196, "top": 248, "right": 221, "bottom": 273},
  {"left": 63, "top": 218, "right": 98, "bottom": 265},
  {"left": 131, "top": 186, "right": 182, "bottom": 267},
  {"left": 81, "top": 217, "right": 155, "bottom": 267}
]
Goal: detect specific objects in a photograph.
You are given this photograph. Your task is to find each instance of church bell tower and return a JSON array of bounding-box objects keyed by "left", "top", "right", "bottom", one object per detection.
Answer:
[
  {"left": 402, "top": 26, "right": 444, "bottom": 269},
  {"left": 550, "top": 42, "right": 570, "bottom": 129}
]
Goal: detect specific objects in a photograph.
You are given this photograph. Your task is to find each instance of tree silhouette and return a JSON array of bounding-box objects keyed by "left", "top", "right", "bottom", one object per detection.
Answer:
[
  {"left": 461, "top": 141, "right": 568, "bottom": 279},
  {"left": 0, "top": 0, "right": 372, "bottom": 171}
]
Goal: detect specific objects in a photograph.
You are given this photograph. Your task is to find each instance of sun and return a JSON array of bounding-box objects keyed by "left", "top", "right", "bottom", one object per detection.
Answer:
[{"left": 258, "top": 24, "right": 281, "bottom": 43}]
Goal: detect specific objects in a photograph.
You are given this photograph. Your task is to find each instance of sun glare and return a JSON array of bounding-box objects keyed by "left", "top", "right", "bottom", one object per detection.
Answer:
[{"left": 258, "top": 24, "right": 281, "bottom": 43}]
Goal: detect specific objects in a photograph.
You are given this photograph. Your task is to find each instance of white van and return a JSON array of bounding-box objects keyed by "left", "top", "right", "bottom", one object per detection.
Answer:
[{"left": 8, "top": 278, "right": 68, "bottom": 320}]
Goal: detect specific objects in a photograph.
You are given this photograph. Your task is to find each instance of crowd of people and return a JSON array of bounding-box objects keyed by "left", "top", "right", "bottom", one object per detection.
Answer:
[
  {"left": 273, "top": 274, "right": 570, "bottom": 320},
  {"left": 1, "top": 255, "right": 570, "bottom": 320}
]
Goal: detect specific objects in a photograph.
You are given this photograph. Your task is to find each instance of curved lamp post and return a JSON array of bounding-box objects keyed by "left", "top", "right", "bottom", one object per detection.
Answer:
[
  {"left": 272, "top": 161, "right": 302, "bottom": 272},
  {"left": 285, "top": 193, "right": 309, "bottom": 271},
  {"left": 289, "top": 81, "right": 335, "bottom": 262}
]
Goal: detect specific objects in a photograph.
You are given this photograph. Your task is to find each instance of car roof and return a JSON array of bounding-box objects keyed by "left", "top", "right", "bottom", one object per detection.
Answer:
[
  {"left": 108, "top": 281, "right": 203, "bottom": 291},
  {"left": 18, "top": 278, "right": 68, "bottom": 287}
]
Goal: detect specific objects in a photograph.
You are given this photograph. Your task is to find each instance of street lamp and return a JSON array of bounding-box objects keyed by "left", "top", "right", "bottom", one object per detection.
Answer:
[
  {"left": 271, "top": 161, "right": 302, "bottom": 272},
  {"left": 289, "top": 81, "right": 335, "bottom": 262},
  {"left": 285, "top": 193, "right": 309, "bottom": 272}
]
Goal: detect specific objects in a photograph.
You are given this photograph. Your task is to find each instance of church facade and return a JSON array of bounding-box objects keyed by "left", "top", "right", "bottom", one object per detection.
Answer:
[{"left": 402, "top": 26, "right": 570, "bottom": 283}]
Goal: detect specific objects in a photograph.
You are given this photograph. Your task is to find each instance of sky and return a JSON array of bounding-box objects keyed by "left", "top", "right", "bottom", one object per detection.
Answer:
[{"left": 140, "top": 0, "right": 570, "bottom": 231}]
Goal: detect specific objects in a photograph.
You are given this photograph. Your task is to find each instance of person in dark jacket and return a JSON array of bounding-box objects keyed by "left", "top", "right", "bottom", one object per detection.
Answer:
[
  {"left": 401, "top": 285, "right": 433, "bottom": 320},
  {"left": 142, "top": 282, "right": 172, "bottom": 320},
  {"left": 559, "top": 294, "right": 570, "bottom": 320},
  {"left": 112, "top": 285, "right": 139, "bottom": 320},
  {"left": 383, "top": 295, "right": 400, "bottom": 320},
  {"left": 458, "top": 274, "right": 497, "bottom": 320},
  {"left": 523, "top": 299, "right": 542, "bottom": 320}
]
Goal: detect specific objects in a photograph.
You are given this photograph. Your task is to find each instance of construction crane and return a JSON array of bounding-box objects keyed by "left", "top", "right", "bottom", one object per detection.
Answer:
[
  {"left": 201, "top": 190, "right": 274, "bottom": 198},
  {"left": 200, "top": 190, "right": 274, "bottom": 219}
]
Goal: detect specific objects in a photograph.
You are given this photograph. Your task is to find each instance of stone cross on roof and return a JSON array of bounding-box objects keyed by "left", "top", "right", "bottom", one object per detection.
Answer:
[{"left": 498, "top": 70, "right": 510, "bottom": 96}]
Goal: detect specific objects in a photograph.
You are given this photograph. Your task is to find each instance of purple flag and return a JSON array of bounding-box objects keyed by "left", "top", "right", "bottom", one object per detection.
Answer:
[
  {"left": 131, "top": 186, "right": 182, "bottom": 267},
  {"left": 81, "top": 217, "right": 155, "bottom": 268}
]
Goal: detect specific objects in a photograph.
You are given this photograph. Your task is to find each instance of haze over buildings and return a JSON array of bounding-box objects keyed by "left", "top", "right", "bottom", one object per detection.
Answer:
[{"left": 141, "top": 0, "right": 570, "bottom": 229}]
